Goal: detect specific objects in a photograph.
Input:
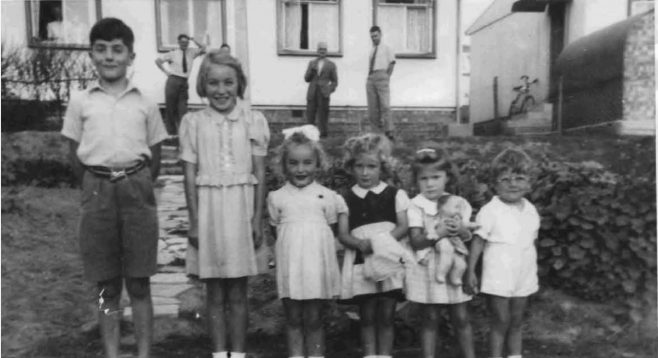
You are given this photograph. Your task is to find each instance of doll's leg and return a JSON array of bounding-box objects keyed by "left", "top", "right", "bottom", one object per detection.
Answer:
[
  {"left": 449, "top": 254, "right": 468, "bottom": 285},
  {"left": 282, "top": 298, "right": 305, "bottom": 357},
  {"left": 435, "top": 239, "right": 455, "bottom": 283}
]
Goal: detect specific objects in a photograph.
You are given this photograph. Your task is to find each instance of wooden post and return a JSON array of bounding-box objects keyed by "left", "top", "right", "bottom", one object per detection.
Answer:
[
  {"left": 557, "top": 75, "right": 563, "bottom": 134},
  {"left": 493, "top": 76, "right": 499, "bottom": 120}
]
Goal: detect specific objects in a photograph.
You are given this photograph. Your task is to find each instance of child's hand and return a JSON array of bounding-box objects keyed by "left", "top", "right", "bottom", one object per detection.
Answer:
[
  {"left": 464, "top": 272, "right": 479, "bottom": 295},
  {"left": 358, "top": 239, "right": 373, "bottom": 255},
  {"left": 188, "top": 224, "right": 199, "bottom": 249},
  {"left": 252, "top": 217, "right": 264, "bottom": 249}
]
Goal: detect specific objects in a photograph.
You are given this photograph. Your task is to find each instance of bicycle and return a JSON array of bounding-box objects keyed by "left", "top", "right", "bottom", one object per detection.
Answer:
[{"left": 508, "top": 75, "right": 538, "bottom": 118}]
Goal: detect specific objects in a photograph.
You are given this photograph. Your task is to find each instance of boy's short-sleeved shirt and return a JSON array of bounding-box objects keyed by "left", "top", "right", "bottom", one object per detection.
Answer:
[
  {"left": 61, "top": 82, "right": 168, "bottom": 167},
  {"left": 474, "top": 196, "right": 540, "bottom": 247}
]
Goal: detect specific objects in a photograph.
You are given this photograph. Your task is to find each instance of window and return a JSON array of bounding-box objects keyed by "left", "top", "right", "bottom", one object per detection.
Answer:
[
  {"left": 155, "top": 0, "right": 225, "bottom": 52},
  {"left": 278, "top": 0, "right": 342, "bottom": 56},
  {"left": 26, "top": 0, "right": 102, "bottom": 49},
  {"left": 373, "top": 0, "right": 436, "bottom": 57}
]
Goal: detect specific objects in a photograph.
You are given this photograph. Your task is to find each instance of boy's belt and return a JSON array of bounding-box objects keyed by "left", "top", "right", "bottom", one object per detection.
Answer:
[{"left": 85, "top": 161, "right": 146, "bottom": 182}]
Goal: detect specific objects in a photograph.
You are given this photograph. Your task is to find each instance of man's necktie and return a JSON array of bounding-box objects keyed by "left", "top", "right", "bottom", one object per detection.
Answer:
[
  {"left": 369, "top": 45, "right": 378, "bottom": 74},
  {"left": 182, "top": 50, "right": 187, "bottom": 73}
]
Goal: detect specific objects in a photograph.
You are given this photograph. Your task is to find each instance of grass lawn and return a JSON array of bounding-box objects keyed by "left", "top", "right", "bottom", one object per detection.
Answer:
[{"left": 2, "top": 133, "right": 656, "bottom": 357}]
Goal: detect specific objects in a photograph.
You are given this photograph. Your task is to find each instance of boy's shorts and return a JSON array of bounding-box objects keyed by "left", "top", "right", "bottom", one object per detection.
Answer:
[{"left": 79, "top": 167, "right": 159, "bottom": 282}]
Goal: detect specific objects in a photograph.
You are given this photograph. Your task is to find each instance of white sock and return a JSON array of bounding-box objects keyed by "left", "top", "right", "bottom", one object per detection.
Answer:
[
  {"left": 212, "top": 352, "right": 228, "bottom": 358},
  {"left": 289, "top": 356, "right": 304, "bottom": 358},
  {"left": 507, "top": 355, "right": 522, "bottom": 358},
  {"left": 364, "top": 356, "right": 379, "bottom": 358},
  {"left": 308, "top": 356, "right": 325, "bottom": 358},
  {"left": 230, "top": 353, "right": 246, "bottom": 358}
]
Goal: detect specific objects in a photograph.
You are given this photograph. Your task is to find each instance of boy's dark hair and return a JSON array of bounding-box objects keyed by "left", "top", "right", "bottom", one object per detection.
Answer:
[
  {"left": 196, "top": 50, "right": 247, "bottom": 98},
  {"left": 177, "top": 33, "right": 190, "bottom": 41},
  {"left": 411, "top": 142, "right": 459, "bottom": 193},
  {"left": 220, "top": 43, "right": 231, "bottom": 49},
  {"left": 491, "top": 148, "right": 535, "bottom": 179},
  {"left": 370, "top": 25, "right": 381, "bottom": 33},
  {"left": 89, "top": 18, "right": 134, "bottom": 52}
]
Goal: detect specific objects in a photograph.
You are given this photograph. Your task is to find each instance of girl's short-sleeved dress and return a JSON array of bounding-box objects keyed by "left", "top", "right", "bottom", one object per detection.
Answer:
[
  {"left": 405, "top": 193, "right": 473, "bottom": 304},
  {"left": 340, "top": 182, "right": 410, "bottom": 303},
  {"left": 179, "top": 100, "right": 270, "bottom": 279},
  {"left": 267, "top": 182, "right": 347, "bottom": 300}
]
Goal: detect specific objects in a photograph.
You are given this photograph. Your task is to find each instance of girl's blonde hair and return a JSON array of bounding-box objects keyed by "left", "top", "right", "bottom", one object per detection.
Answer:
[
  {"left": 491, "top": 148, "right": 535, "bottom": 179},
  {"left": 343, "top": 133, "right": 393, "bottom": 177},
  {"left": 196, "top": 50, "right": 247, "bottom": 98},
  {"left": 275, "top": 131, "right": 329, "bottom": 178}
]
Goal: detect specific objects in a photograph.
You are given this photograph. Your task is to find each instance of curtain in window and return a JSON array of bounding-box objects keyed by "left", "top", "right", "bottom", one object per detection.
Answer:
[
  {"left": 62, "top": 0, "right": 93, "bottom": 44},
  {"left": 202, "top": 0, "right": 223, "bottom": 48},
  {"left": 283, "top": 1, "right": 302, "bottom": 50},
  {"left": 30, "top": 0, "right": 40, "bottom": 41},
  {"left": 378, "top": 5, "right": 404, "bottom": 53},
  {"left": 161, "top": 0, "right": 189, "bottom": 47},
  {"left": 308, "top": 2, "right": 339, "bottom": 51},
  {"left": 407, "top": 7, "right": 430, "bottom": 52}
]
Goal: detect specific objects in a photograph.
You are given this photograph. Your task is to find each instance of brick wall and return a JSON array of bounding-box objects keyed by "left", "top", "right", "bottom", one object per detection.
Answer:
[
  {"left": 623, "top": 11, "right": 655, "bottom": 122},
  {"left": 252, "top": 106, "right": 455, "bottom": 140}
]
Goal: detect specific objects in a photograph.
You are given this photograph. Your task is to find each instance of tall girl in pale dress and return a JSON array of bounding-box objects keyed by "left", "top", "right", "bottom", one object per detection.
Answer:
[
  {"left": 179, "top": 51, "right": 269, "bottom": 358},
  {"left": 405, "top": 145, "right": 475, "bottom": 358},
  {"left": 267, "top": 125, "right": 346, "bottom": 358},
  {"left": 338, "top": 133, "right": 410, "bottom": 358}
]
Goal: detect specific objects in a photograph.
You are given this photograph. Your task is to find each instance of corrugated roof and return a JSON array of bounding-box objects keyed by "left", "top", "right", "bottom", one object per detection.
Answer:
[{"left": 465, "top": 0, "right": 516, "bottom": 35}]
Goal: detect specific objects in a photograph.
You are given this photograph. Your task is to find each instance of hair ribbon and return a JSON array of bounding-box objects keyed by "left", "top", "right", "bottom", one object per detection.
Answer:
[{"left": 282, "top": 124, "right": 321, "bottom": 142}]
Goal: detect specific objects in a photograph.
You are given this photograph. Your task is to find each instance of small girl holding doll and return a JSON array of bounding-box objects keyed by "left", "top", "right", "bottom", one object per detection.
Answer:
[
  {"left": 267, "top": 124, "right": 346, "bottom": 358},
  {"left": 466, "top": 148, "right": 540, "bottom": 358},
  {"left": 179, "top": 51, "right": 269, "bottom": 358},
  {"left": 338, "top": 133, "right": 410, "bottom": 358},
  {"left": 405, "top": 145, "right": 476, "bottom": 358}
]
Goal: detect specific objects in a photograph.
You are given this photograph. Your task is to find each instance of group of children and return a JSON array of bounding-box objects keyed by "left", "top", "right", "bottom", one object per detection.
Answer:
[{"left": 63, "top": 17, "right": 540, "bottom": 358}]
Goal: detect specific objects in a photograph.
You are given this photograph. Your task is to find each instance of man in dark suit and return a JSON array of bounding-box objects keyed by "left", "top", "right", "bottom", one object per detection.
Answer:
[{"left": 304, "top": 41, "right": 338, "bottom": 138}]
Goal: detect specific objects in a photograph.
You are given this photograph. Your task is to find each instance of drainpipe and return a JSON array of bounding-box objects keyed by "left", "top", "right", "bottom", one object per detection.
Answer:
[{"left": 455, "top": 0, "right": 462, "bottom": 124}]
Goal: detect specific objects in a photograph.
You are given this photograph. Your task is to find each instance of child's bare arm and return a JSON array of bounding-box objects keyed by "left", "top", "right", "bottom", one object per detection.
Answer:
[
  {"left": 465, "top": 235, "right": 485, "bottom": 294},
  {"left": 337, "top": 213, "right": 372, "bottom": 254},
  {"left": 390, "top": 210, "right": 409, "bottom": 240},
  {"left": 409, "top": 227, "right": 437, "bottom": 250},
  {"left": 149, "top": 143, "right": 162, "bottom": 181},
  {"left": 67, "top": 139, "right": 84, "bottom": 185},
  {"left": 183, "top": 161, "right": 199, "bottom": 248}
]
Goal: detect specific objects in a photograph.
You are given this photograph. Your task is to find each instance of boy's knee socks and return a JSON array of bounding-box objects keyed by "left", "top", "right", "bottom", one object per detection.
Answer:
[
  {"left": 230, "top": 353, "right": 246, "bottom": 358},
  {"left": 212, "top": 352, "right": 228, "bottom": 358}
]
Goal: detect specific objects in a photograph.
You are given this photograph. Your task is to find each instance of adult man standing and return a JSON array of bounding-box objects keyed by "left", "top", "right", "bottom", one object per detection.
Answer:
[
  {"left": 155, "top": 34, "right": 206, "bottom": 135},
  {"left": 304, "top": 42, "right": 338, "bottom": 138},
  {"left": 366, "top": 26, "right": 396, "bottom": 140}
]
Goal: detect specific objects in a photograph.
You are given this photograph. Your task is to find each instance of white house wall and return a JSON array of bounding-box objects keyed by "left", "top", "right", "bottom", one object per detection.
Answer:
[
  {"left": 469, "top": 12, "right": 550, "bottom": 123},
  {"left": 246, "top": 0, "right": 458, "bottom": 108},
  {"left": 2, "top": 0, "right": 459, "bottom": 110},
  {"left": 566, "top": 0, "right": 629, "bottom": 44}
]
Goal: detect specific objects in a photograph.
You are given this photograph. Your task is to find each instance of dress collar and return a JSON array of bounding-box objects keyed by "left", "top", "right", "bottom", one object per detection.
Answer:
[
  {"left": 205, "top": 99, "right": 244, "bottom": 121},
  {"left": 88, "top": 80, "right": 140, "bottom": 97},
  {"left": 351, "top": 181, "right": 387, "bottom": 199},
  {"left": 492, "top": 195, "right": 528, "bottom": 212},
  {"left": 413, "top": 193, "right": 451, "bottom": 215}
]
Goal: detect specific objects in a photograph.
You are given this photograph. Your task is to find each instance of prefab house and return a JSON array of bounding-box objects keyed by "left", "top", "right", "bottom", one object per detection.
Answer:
[{"left": 2, "top": 0, "right": 467, "bottom": 138}]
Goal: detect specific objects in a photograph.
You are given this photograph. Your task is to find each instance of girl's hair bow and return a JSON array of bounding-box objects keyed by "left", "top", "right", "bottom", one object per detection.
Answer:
[{"left": 282, "top": 124, "right": 321, "bottom": 142}]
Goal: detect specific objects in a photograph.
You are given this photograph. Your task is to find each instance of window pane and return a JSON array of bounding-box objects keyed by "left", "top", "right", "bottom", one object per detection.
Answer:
[
  {"left": 193, "top": 0, "right": 223, "bottom": 48},
  {"left": 283, "top": 1, "right": 302, "bottom": 49},
  {"left": 29, "top": 0, "right": 98, "bottom": 47},
  {"left": 407, "top": 7, "right": 430, "bottom": 52},
  {"left": 308, "top": 2, "right": 339, "bottom": 51},
  {"left": 160, "top": 0, "right": 189, "bottom": 48}
]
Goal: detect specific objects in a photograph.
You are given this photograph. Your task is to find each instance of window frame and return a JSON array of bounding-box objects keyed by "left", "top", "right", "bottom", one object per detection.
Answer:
[
  {"left": 154, "top": 0, "right": 227, "bottom": 53},
  {"left": 276, "top": 0, "right": 343, "bottom": 57},
  {"left": 372, "top": 0, "right": 437, "bottom": 59},
  {"left": 25, "top": 0, "right": 103, "bottom": 50}
]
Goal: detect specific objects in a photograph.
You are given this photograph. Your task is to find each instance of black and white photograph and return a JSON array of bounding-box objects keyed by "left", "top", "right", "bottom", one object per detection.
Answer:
[{"left": 1, "top": 0, "right": 656, "bottom": 357}]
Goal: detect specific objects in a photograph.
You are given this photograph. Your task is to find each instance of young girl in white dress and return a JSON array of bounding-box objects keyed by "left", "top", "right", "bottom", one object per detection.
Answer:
[
  {"left": 267, "top": 125, "right": 346, "bottom": 358},
  {"left": 338, "top": 133, "right": 410, "bottom": 358},
  {"left": 405, "top": 145, "right": 476, "bottom": 358},
  {"left": 179, "top": 51, "right": 270, "bottom": 358}
]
